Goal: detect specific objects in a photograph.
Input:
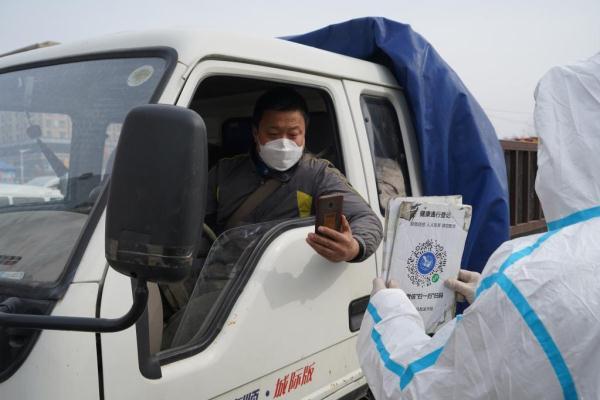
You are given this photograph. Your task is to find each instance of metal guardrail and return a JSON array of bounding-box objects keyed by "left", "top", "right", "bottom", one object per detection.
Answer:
[{"left": 500, "top": 140, "right": 546, "bottom": 238}]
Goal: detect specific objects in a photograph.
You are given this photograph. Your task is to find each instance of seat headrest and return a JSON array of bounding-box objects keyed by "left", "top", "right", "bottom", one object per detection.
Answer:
[
  {"left": 305, "top": 112, "right": 332, "bottom": 155},
  {"left": 220, "top": 118, "right": 254, "bottom": 158}
]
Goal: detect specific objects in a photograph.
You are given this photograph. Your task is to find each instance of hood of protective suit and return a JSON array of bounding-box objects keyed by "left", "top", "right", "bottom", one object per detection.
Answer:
[{"left": 534, "top": 54, "right": 600, "bottom": 223}]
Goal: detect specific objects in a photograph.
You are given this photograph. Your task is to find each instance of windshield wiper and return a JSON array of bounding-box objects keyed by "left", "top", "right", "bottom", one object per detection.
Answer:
[{"left": 25, "top": 125, "right": 68, "bottom": 178}]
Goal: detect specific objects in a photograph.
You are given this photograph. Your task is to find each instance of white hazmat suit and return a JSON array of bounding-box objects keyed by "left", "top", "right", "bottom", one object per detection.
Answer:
[{"left": 357, "top": 54, "right": 600, "bottom": 399}]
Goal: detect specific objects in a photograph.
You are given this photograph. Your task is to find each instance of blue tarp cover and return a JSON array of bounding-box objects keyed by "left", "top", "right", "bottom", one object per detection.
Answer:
[{"left": 287, "top": 17, "right": 509, "bottom": 270}]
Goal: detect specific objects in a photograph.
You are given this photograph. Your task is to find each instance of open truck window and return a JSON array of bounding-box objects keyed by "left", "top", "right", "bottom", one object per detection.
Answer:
[
  {"left": 157, "top": 76, "right": 344, "bottom": 356},
  {"left": 189, "top": 75, "right": 344, "bottom": 172}
]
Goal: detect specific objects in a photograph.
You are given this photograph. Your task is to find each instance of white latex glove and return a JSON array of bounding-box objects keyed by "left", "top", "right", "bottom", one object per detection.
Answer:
[
  {"left": 444, "top": 269, "right": 481, "bottom": 304},
  {"left": 371, "top": 278, "right": 400, "bottom": 297}
]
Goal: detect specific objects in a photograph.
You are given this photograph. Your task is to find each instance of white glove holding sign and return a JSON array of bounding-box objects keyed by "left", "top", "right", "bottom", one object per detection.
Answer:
[{"left": 444, "top": 269, "right": 481, "bottom": 304}]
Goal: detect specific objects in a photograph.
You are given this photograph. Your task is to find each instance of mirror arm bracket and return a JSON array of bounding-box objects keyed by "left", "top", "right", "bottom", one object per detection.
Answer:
[{"left": 0, "top": 280, "right": 148, "bottom": 333}]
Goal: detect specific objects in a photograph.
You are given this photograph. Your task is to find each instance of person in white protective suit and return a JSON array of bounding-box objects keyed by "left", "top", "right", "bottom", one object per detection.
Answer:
[{"left": 357, "top": 54, "right": 600, "bottom": 400}]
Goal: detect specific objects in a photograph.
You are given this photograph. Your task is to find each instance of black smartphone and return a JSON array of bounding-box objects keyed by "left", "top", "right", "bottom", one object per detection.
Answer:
[{"left": 315, "top": 194, "right": 343, "bottom": 234}]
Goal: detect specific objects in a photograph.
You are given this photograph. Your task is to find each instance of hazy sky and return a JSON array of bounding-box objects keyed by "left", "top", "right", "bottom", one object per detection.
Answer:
[{"left": 1, "top": 0, "right": 599, "bottom": 138}]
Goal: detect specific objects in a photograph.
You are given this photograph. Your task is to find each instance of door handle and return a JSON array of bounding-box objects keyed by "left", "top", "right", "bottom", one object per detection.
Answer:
[{"left": 348, "top": 295, "right": 370, "bottom": 332}]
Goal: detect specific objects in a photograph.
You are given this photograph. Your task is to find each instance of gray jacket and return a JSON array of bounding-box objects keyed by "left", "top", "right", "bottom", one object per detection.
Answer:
[{"left": 206, "top": 152, "right": 382, "bottom": 262}]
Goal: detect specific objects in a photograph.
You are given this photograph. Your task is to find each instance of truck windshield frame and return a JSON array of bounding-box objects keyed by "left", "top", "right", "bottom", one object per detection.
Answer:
[{"left": 0, "top": 48, "right": 177, "bottom": 300}]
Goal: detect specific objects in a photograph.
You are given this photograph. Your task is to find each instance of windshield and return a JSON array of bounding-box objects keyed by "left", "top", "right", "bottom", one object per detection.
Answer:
[{"left": 0, "top": 55, "right": 169, "bottom": 296}]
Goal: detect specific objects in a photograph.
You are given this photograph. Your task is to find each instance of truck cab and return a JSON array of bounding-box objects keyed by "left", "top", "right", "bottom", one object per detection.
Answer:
[{"left": 0, "top": 30, "right": 422, "bottom": 399}]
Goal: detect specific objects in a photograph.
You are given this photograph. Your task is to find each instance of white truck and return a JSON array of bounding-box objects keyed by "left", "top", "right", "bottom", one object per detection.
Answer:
[
  {"left": 0, "top": 30, "right": 424, "bottom": 399},
  {"left": 0, "top": 183, "right": 62, "bottom": 206}
]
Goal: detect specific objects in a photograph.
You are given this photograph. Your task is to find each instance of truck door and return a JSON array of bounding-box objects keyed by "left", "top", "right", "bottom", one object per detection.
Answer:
[{"left": 99, "top": 61, "right": 379, "bottom": 399}]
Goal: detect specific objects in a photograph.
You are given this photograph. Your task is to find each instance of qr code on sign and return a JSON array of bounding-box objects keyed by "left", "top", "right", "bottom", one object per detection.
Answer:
[{"left": 406, "top": 239, "right": 447, "bottom": 287}]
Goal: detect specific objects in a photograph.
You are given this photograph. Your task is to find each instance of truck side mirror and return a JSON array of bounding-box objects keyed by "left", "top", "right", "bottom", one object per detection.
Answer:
[{"left": 106, "top": 104, "right": 208, "bottom": 283}]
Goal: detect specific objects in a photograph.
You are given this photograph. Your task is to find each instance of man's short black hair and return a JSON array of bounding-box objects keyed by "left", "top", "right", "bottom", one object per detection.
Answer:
[{"left": 252, "top": 87, "right": 309, "bottom": 128}]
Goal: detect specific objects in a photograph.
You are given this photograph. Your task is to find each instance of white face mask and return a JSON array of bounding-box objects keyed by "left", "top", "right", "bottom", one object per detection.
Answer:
[{"left": 258, "top": 138, "right": 304, "bottom": 171}]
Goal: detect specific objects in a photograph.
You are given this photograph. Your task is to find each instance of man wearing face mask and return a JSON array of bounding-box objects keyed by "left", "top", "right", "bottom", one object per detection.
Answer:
[{"left": 204, "top": 87, "right": 382, "bottom": 263}]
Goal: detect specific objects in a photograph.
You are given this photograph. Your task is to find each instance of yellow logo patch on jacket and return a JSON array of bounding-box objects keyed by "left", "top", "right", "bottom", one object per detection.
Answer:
[{"left": 296, "top": 191, "right": 313, "bottom": 218}]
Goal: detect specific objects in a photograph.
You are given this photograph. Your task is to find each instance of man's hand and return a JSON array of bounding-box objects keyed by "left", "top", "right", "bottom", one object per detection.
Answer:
[
  {"left": 307, "top": 215, "right": 360, "bottom": 262},
  {"left": 444, "top": 269, "right": 481, "bottom": 304}
]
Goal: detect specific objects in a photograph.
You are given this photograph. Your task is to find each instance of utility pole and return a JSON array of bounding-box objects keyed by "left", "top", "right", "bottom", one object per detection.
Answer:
[{"left": 19, "top": 148, "right": 29, "bottom": 183}]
